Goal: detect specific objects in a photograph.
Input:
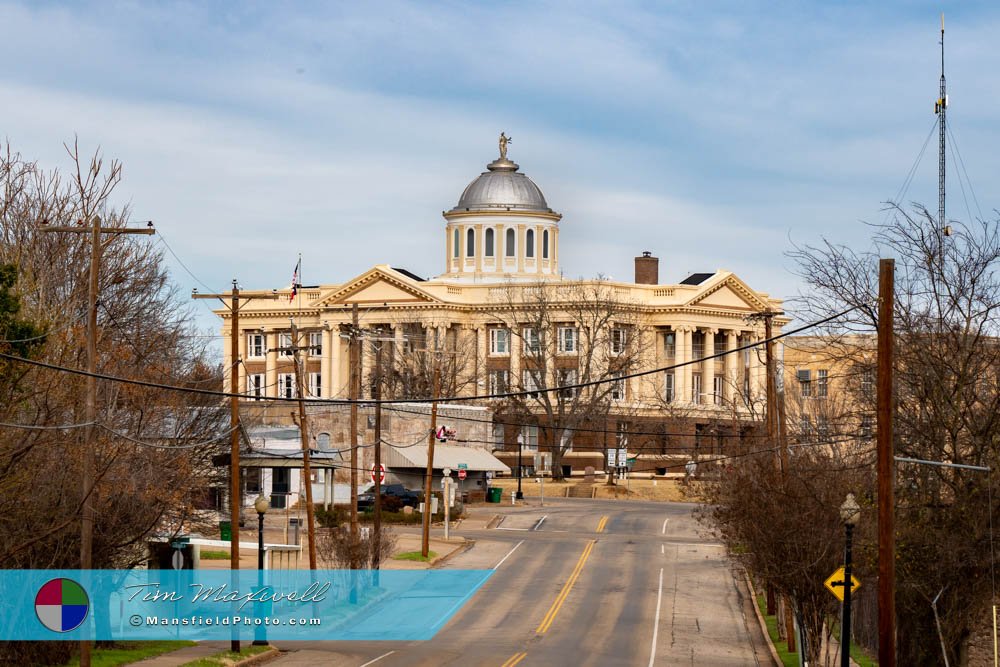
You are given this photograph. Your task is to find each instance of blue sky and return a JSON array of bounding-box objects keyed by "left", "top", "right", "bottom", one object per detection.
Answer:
[{"left": 2, "top": 2, "right": 999, "bottom": 344}]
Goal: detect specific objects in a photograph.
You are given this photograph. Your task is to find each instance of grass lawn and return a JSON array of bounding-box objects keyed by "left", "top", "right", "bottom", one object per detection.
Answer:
[
  {"left": 393, "top": 550, "right": 437, "bottom": 562},
  {"left": 200, "top": 550, "right": 230, "bottom": 560},
  {"left": 755, "top": 594, "right": 799, "bottom": 667},
  {"left": 830, "top": 619, "right": 878, "bottom": 667},
  {"left": 180, "top": 644, "right": 272, "bottom": 667},
  {"left": 63, "top": 641, "right": 195, "bottom": 666}
]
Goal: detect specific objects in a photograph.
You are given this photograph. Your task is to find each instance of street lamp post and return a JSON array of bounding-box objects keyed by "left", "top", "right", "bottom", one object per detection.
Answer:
[
  {"left": 253, "top": 494, "right": 270, "bottom": 647},
  {"left": 840, "top": 492, "right": 861, "bottom": 667},
  {"left": 516, "top": 433, "right": 524, "bottom": 500}
]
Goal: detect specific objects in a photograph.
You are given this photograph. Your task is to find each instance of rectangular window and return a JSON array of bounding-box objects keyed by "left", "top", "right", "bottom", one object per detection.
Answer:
[
  {"left": 492, "top": 423, "right": 505, "bottom": 448},
  {"left": 800, "top": 416, "right": 812, "bottom": 440},
  {"left": 817, "top": 369, "right": 828, "bottom": 397},
  {"left": 692, "top": 373, "right": 702, "bottom": 404},
  {"left": 244, "top": 468, "right": 262, "bottom": 495},
  {"left": 860, "top": 367, "right": 874, "bottom": 394},
  {"left": 488, "top": 369, "right": 509, "bottom": 394},
  {"left": 714, "top": 332, "right": 727, "bottom": 353},
  {"left": 520, "top": 425, "right": 539, "bottom": 451},
  {"left": 713, "top": 375, "right": 723, "bottom": 405},
  {"left": 278, "top": 333, "right": 293, "bottom": 357},
  {"left": 522, "top": 370, "right": 540, "bottom": 398},
  {"left": 664, "top": 332, "right": 676, "bottom": 358},
  {"left": 797, "top": 369, "right": 812, "bottom": 397},
  {"left": 278, "top": 373, "right": 296, "bottom": 399},
  {"left": 817, "top": 415, "right": 829, "bottom": 440},
  {"left": 610, "top": 372, "right": 625, "bottom": 401},
  {"left": 692, "top": 332, "right": 704, "bottom": 360},
  {"left": 309, "top": 332, "right": 323, "bottom": 357},
  {"left": 860, "top": 414, "right": 873, "bottom": 439},
  {"left": 489, "top": 328, "right": 510, "bottom": 355},
  {"left": 558, "top": 368, "right": 578, "bottom": 398},
  {"left": 308, "top": 372, "right": 321, "bottom": 399},
  {"left": 611, "top": 328, "right": 627, "bottom": 355},
  {"left": 557, "top": 326, "right": 578, "bottom": 354},
  {"left": 522, "top": 327, "right": 541, "bottom": 354},
  {"left": 246, "top": 374, "right": 264, "bottom": 400},
  {"left": 664, "top": 372, "right": 675, "bottom": 402},
  {"left": 616, "top": 421, "right": 629, "bottom": 448},
  {"left": 246, "top": 333, "right": 265, "bottom": 358}
]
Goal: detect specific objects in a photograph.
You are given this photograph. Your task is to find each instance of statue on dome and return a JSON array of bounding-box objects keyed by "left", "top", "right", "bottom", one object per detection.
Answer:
[{"left": 499, "top": 132, "right": 512, "bottom": 160}]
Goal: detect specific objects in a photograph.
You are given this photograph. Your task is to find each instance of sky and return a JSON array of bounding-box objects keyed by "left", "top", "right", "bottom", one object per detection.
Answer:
[{"left": 2, "top": 1, "right": 999, "bottom": 350}]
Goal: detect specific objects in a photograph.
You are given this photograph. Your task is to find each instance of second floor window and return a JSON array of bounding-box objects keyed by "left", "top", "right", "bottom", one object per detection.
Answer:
[
  {"left": 860, "top": 367, "right": 874, "bottom": 395},
  {"left": 611, "top": 328, "right": 627, "bottom": 355},
  {"left": 522, "top": 370, "right": 541, "bottom": 398},
  {"left": 611, "top": 372, "right": 625, "bottom": 401},
  {"left": 664, "top": 332, "right": 676, "bottom": 358},
  {"left": 557, "top": 326, "right": 578, "bottom": 354},
  {"left": 489, "top": 328, "right": 510, "bottom": 355},
  {"left": 246, "top": 374, "right": 264, "bottom": 400},
  {"left": 664, "top": 372, "right": 675, "bottom": 402},
  {"left": 247, "top": 333, "right": 265, "bottom": 358},
  {"left": 308, "top": 372, "right": 321, "bottom": 399},
  {"left": 817, "top": 369, "right": 828, "bottom": 397},
  {"left": 558, "top": 368, "right": 578, "bottom": 398},
  {"left": 692, "top": 373, "right": 702, "bottom": 404},
  {"left": 278, "top": 373, "right": 296, "bottom": 399},
  {"left": 309, "top": 332, "right": 323, "bottom": 357},
  {"left": 523, "top": 327, "right": 541, "bottom": 354},
  {"left": 713, "top": 375, "right": 723, "bottom": 405},
  {"left": 488, "top": 369, "right": 509, "bottom": 395},
  {"left": 520, "top": 425, "right": 539, "bottom": 451}
]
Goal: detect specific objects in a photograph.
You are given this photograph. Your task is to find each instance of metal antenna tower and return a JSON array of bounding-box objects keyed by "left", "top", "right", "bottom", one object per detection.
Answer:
[{"left": 935, "top": 14, "right": 947, "bottom": 226}]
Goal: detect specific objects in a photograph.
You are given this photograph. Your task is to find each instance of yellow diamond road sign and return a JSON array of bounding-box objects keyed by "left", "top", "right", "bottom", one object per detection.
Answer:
[{"left": 824, "top": 566, "right": 861, "bottom": 602}]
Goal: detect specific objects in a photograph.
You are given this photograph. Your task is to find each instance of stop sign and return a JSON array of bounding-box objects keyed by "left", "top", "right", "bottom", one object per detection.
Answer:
[
  {"left": 371, "top": 464, "right": 385, "bottom": 483},
  {"left": 458, "top": 469, "right": 467, "bottom": 480}
]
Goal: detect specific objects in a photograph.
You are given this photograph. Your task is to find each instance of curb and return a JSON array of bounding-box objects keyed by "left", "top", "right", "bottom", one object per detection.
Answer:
[
  {"left": 486, "top": 514, "right": 503, "bottom": 529},
  {"left": 231, "top": 647, "right": 281, "bottom": 666},
  {"left": 744, "top": 572, "right": 783, "bottom": 667}
]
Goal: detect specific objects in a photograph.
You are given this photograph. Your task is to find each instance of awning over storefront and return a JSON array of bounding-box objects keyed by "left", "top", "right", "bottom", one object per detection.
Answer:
[{"left": 384, "top": 444, "right": 510, "bottom": 474}]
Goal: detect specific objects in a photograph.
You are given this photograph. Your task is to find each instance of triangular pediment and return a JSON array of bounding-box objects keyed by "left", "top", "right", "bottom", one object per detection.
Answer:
[
  {"left": 316, "top": 267, "right": 439, "bottom": 306},
  {"left": 684, "top": 273, "right": 768, "bottom": 311}
]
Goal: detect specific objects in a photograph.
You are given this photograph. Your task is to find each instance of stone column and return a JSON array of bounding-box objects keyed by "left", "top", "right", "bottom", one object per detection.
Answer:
[
  {"left": 748, "top": 331, "right": 763, "bottom": 401},
  {"left": 725, "top": 329, "right": 738, "bottom": 403},
  {"left": 702, "top": 328, "right": 716, "bottom": 405},
  {"left": 321, "top": 327, "right": 334, "bottom": 398},
  {"left": 265, "top": 331, "right": 278, "bottom": 398},
  {"left": 677, "top": 326, "right": 692, "bottom": 405}
]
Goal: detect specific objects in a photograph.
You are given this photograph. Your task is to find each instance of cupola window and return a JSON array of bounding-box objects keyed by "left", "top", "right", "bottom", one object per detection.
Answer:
[
  {"left": 485, "top": 228, "right": 494, "bottom": 257},
  {"left": 506, "top": 228, "right": 516, "bottom": 257},
  {"left": 453, "top": 228, "right": 459, "bottom": 258},
  {"left": 543, "top": 230, "right": 550, "bottom": 259},
  {"left": 466, "top": 228, "right": 475, "bottom": 257},
  {"left": 526, "top": 229, "right": 535, "bottom": 258}
]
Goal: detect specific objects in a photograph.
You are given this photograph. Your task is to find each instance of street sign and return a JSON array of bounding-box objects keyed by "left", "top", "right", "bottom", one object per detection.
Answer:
[
  {"left": 824, "top": 566, "right": 861, "bottom": 601},
  {"left": 458, "top": 463, "right": 468, "bottom": 470},
  {"left": 618, "top": 448, "right": 628, "bottom": 464},
  {"left": 607, "top": 449, "right": 618, "bottom": 467},
  {"left": 371, "top": 463, "right": 385, "bottom": 484},
  {"left": 458, "top": 469, "right": 467, "bottom": 480},
  {"left": 171, "top": 549, "right": 184, "bottom": 570}
]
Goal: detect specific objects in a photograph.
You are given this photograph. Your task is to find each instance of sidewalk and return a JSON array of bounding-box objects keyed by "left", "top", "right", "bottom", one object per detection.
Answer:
[{"left": 128, "top": 642, "right": 228, "bottom": 666}]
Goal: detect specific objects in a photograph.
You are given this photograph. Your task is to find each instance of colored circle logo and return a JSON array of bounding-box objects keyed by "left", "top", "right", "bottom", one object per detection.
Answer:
[{"left": 35, "top": 578, "right": 89, "bottom": 633}]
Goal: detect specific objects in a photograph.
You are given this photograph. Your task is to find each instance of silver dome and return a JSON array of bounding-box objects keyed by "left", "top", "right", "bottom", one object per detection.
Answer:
[{"left": 450, "top": 158, "right": 552, "bottom": 213}]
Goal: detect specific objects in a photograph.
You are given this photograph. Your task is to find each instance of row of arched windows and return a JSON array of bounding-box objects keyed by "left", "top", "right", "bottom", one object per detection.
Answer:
[{"left": 452, "top": 227, "right": 551, "bottom": 260}]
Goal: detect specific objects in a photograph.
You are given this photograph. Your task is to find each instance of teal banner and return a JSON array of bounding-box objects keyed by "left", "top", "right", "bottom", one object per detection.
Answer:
[{"left": 2, "top": 569, "right": 493, "bottom": 641}]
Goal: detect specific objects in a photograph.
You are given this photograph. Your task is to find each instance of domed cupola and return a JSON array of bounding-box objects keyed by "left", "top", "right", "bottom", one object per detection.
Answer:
[{"left": 441, "top": 134, "right": 562, "bottom": 282}]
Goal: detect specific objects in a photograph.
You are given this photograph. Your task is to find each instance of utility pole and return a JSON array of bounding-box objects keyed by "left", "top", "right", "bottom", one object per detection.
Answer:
[
  {"left": 878, "top": 258, "right": 896, "bottom": 667},
  {"left": 40, "top": 216, "right": 154, "bottom": 667},
  {"left": 372, "top": 340, "right": 385, "bottom": 569},
  {"left": 192, "top": 282, "right": 276, "bottom": 651},
  {"left": 935, "top": 14, "right": 947, "bottom": 227},
  {"left": 277, "top": 320, "right": 318, "bottom": 569},
  {"left": 421, "top": 339, "right": 440, "bottom": 559},
  {"left": 349, "top": 303, "right": 360, "bottom": 546}
]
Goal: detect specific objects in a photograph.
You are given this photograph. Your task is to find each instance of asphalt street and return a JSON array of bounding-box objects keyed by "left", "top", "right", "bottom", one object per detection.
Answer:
[{"left": 268, "top": 498, "right": 771, "bottom": 666}]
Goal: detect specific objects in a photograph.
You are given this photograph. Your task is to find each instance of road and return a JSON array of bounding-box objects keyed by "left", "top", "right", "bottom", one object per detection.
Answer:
[{"left": 269, "top": 498, "right": 771, "bottom": 666}]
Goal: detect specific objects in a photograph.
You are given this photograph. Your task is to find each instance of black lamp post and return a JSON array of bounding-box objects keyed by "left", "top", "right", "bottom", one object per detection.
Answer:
[
  {"left": 840, "top": 492, "right": 860, "bottom": 667},
  {"left": 516, "top": 433, "right": 524, "bottom": 500},
  {"left": 253, "top": 494, "right": 270, "bottom": 647}
]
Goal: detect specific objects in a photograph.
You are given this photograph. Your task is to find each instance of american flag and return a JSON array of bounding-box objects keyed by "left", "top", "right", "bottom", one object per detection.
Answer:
[{"left": 289, "top": 258, "right": 300, "bottom": 302}]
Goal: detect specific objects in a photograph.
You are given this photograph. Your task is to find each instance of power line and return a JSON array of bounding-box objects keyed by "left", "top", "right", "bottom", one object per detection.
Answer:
[{"left": 0, "top": 306, "right": 860, "bottom": 407}]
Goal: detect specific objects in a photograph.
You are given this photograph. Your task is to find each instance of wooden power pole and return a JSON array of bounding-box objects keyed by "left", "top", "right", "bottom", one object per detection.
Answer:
[
  {"left": 421, "top": 339, "right": 440, "bottom": 559},
  {"left": 40, "top": 216, "right": 154, "bottom": 667},
  {"left": 285, "top": 321, "right": 318, "bottom": 569},
  {"left": 372, "top": 340, "right": 385, "bottom": 569},
  {"left": 878, "top": 258, "right": 896, "bottom": 666},
  {"left": 349, "top": 303, "right": 360, "bottom": 544}
]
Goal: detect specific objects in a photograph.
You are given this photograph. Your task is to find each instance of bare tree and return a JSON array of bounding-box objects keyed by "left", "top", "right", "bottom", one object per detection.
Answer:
[{"left": 487, "top": 280, "right": 644, "bottom": 480}]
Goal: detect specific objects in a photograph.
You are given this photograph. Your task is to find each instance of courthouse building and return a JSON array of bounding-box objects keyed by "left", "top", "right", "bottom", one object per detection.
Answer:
[{"left": 217, "top": 137, "right": 787, "bottom": 476}]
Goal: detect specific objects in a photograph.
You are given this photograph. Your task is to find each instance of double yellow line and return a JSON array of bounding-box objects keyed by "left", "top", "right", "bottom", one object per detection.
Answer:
[
  {"left": 595, "top": 515, "right": 609, "bottom": 533},
  {"left": 501, "top": 651, "right": 527, "bottom": 667},
  {"left": 535, "top": 539, "right": 597, "bottom": 634}
]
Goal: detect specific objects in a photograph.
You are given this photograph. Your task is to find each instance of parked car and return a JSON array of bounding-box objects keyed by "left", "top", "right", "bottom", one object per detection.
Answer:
[{"left": 357, "top": 484, "right": 423, "bottom": 510}]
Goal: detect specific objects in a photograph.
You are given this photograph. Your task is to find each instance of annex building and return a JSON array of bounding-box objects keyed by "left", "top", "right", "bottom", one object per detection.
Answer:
[{"left": 217, "top": 137, "right": 787, "bottom": 480}]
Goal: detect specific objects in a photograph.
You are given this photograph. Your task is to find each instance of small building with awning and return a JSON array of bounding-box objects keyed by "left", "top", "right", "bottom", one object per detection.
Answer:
[{"left": 382, "top": 443, "right": 510, "bottom": 495}]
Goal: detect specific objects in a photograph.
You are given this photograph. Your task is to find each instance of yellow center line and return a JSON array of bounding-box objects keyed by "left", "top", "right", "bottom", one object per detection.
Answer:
[
  {"left": 596, "top": 515, "right": 609, "bottom": 533},
  {"left": 501, "top": 651, "right": 528, "bottom": 667},
  {"left": 536, "top": 539, "right": 597, "bottom": 634}
]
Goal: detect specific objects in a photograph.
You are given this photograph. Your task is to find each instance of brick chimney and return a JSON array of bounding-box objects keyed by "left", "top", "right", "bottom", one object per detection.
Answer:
[{"left": 634, "top": 251, "right": 659, "bottom": 285}]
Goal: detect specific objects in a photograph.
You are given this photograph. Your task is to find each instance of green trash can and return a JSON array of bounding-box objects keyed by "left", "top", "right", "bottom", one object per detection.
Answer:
[
  {"left": 487, "top": 487, "right": 503, "bottom": 503},
  {"left": 219, "top": 521, "right": 232, "bottom": 541}
]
